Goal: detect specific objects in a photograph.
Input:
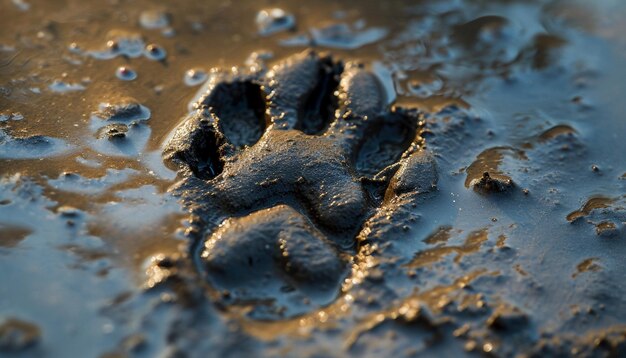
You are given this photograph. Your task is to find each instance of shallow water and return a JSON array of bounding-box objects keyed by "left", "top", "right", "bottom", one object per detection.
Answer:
[{"left": 1, "top": 0, "right": 625, "bottom": 356}]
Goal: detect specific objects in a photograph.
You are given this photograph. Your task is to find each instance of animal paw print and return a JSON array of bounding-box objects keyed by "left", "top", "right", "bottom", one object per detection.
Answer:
[{"left": 164, "top": 50, "right": 437, "bottom": 319}]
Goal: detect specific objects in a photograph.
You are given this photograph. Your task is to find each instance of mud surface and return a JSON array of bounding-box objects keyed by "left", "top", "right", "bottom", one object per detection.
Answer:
[{"left": 1, "top": 0, "right": 626, "bottom": 357}]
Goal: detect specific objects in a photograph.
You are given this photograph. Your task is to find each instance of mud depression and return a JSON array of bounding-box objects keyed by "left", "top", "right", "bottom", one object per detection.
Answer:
[{"left": 1, "top": 0, "right": 626, "bottom": 357}]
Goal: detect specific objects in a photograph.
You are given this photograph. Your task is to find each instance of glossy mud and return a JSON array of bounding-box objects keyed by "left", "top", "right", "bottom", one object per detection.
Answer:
[{"left": 1, "top": 0, "right": 626, "bottom": 357}]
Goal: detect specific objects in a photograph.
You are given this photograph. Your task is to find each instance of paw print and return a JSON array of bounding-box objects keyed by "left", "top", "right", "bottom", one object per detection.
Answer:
[{"left": 164, "top": 50, "right": 437, "bottom": 319}]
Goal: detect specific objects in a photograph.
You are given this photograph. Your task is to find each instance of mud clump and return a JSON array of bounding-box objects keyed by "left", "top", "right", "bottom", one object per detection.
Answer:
[
  {"left": 465, "top": 146, "right": 525, "bottom": 194},
  {"left": 470, "top": 171, "right": 514, "bottom": 193},
  {"left": 163, "top": 50, "right": 436, "bottom": 318},
  {"left": 97, "top": 124, "right": 128, "bottom": 141},
  {"left": 566, "top": 195, "right": 626, "bottom": 237},
  {"left": 94, "top": 98, "right": 150, "bottom": 123}
]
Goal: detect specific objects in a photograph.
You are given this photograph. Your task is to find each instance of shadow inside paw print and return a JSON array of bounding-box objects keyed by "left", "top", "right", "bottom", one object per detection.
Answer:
[{"left": 163, "top": 50, "right": 436, "bottom": 319}]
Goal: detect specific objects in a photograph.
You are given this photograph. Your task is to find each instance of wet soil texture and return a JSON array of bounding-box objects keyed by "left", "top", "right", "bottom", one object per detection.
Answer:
[{"left": 1, "top": 0, "right": 626, "bottom": 357}]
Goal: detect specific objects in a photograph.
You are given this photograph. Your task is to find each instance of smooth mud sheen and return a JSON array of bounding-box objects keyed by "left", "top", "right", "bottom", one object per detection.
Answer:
[{"left": 1, "top": 0, "right": 626, "bottom": 357}]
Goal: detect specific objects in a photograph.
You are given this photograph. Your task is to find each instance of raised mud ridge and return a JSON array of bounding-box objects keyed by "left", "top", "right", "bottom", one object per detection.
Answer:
[{"left": 163, "top": 50, "right": 438, "bottom": 319}]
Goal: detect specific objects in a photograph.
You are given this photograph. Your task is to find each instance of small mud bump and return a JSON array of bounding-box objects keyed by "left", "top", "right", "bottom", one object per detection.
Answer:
[
  {"left": 116, "top": 66, "right": 137, "bottom": 81},
  {"left": 0, "top": 318, "right": 41, "bottom": 352},
  {"left": 538, "top": 124, "right": 577, "bottom": 142},
  {"left": 56, "top": 206, "right": 81, "bottom": 217},
  {"left": 595, "top": 221, "right": 619, "bottom": 237},
  {"left": 97, "top": 124, "right": 128, "bottom": 141},
  {"left": 144, "top": 44, "right": 166, "bottom": 61},
  {"left": 184, "top": 68, "right": 208, "bottom": 86},
  {"left": 139, "top": 9, "right": 171, "bottom": 30},
  {"left": 566, "top": 196, "right": 615, "bottom": 222},
  {"left": 470, "top": 172, "right": 514, "bottom": 193},
  {"left": 90, "top": 121, "right": 151, "bottom": 157},
  {"left": 93, "top": 99, "right": 150, "bottom": 122},
  {"left": 573, "top": 258, "right": 601, "bottom": 278},
  {"left": 256, "top": 8, "right": 295, "bottom": 36},
  {"left": 465, "top": 146, "right": 525, "bottom": 193}
]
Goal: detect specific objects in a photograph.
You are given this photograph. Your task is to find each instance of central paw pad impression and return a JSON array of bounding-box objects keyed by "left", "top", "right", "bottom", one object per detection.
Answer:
[{"left": 164, "top": 50, "right": 435, "bottom": 319}]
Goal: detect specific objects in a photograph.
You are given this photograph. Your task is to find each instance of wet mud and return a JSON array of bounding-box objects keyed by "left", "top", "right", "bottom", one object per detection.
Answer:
[
  {"left": 164, "top": 50, "right": 430, "bottom": 319},
  {"left": 1, "top": 0, "right": 626, "bottom": 357}
]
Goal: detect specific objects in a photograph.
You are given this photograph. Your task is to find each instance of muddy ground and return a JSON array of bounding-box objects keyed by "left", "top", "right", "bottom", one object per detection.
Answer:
[{"left": 1, "top": 0, "right": 626, "bottom": 357}]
